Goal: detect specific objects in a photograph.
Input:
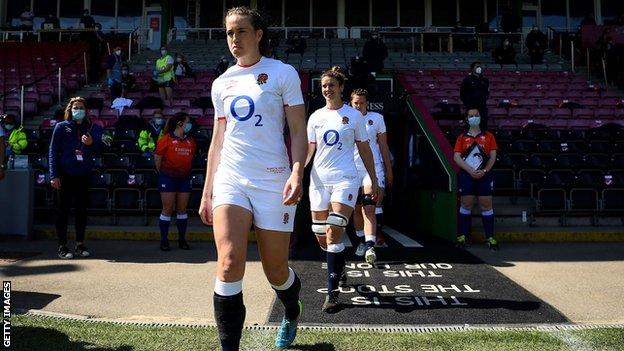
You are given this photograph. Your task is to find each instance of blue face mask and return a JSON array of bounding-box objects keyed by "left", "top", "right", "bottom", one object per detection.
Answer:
[
  {"left": 4, "top": 124, "right": 14, "bottom": 131},
  {"left": 183, "top": 122, "right": 192, "bottom": 133},
  {"left": 72, "top": 109, "right": 86, "bottom": 120},
  {"left": 153, "top": 117, "right": 164, "bottom": 126},
  {"left": 468, "top": 115, "right": 481, "bottom": 127}
]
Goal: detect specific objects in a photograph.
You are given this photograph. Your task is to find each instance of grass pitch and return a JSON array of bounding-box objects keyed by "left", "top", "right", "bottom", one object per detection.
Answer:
[{"left": 10, "top": 314, "right": 624, "bottom": 351}]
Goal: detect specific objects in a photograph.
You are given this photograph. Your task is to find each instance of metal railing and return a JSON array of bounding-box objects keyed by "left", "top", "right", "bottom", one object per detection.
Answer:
[{"left": 167, "top": 26, "right": 350, "bottom": 41}]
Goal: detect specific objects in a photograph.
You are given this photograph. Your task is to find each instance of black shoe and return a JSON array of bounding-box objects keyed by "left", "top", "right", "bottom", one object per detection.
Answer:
[
  {"left": 339, "top": 268, "right": 347, "bottom": 287},
  {"left": 74, "top": 244, "right": 91, "bottom": 258},
  {"left": 178, "top": 240, "right": 190, "bottom": 250},
  {"left": 58, "top": 245, "right": 74, "bottom": 259},
  {"left": 322, "top": 292, "right": 340, "bottom": 313},
  {"left": 160, "top": 241, "right": 171, "bottom": 251}
]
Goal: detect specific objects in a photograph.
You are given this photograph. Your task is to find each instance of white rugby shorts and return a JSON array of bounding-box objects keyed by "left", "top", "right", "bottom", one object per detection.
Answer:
[{"left": 212, "top": 173, "right": 296, "bottom": 232}]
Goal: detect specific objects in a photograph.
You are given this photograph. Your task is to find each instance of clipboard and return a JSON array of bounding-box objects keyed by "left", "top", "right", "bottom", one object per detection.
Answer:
[{"left": 462, "top": 142, "right": 487, "bottom": 170}]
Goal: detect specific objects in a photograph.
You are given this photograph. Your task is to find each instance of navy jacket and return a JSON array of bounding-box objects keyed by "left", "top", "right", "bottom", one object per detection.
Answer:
[
  {"left": 49, "top": 120, "right": 103, "bottom": 179},
  {"left": 460, "top": 74, "right": 489, "bottom": 109}
]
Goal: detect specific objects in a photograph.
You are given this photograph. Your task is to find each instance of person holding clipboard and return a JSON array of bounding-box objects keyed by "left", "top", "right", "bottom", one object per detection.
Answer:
[{"left": 453, "top": 108, "right": 498, "bottom": 250}]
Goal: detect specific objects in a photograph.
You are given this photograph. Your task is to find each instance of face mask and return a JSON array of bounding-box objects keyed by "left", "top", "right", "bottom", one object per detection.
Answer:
[
  {"left": 161, "top": 50, "right": 167, "bottom": 56},
  {"left": 153, "top": 117, "right": 164, "bottom": 126},
  {"left": 468, "top": 116, "right": 481, "bottom": 127},
  {"left": 115, "top": 50, "right": 121, "bottom": 56},
  {"left": 475, "top": 67, "right": 482, "bottom": 75},
  {"left": 183, "top": 122, "right": 192, "bottom": 133},
  {"left": 4, "top": 124, "right": 14, "bottom": 131},
  {"left": 72, "top": 109, "right": 86, "bottom": 120}
]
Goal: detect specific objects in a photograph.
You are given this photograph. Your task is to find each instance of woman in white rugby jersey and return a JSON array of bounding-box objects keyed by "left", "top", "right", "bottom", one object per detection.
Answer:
[
  {"left": 350, "top": 88, "right": 394, "bottom": 265},
  {"left": 198, "top": 6, "right": 307, "bottom": 351},
  {"left": 306, "top": 66, "right": 379, "bottom": 313}
]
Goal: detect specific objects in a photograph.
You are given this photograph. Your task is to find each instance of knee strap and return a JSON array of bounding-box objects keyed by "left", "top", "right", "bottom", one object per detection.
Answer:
[
  {"left": 326, "top": 212, "right": 348, "bottom": 228},
  {"left": 312, "top": 221, "right": 326, "bottom": 235},
  {"left": 361, "top": 194, "right": 375, "bottom": 206}
]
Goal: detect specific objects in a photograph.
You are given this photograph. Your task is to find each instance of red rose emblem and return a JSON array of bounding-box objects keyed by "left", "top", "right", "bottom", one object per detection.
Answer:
[{"left": 257, "top": 73, "right": 269, "bottom": 85}]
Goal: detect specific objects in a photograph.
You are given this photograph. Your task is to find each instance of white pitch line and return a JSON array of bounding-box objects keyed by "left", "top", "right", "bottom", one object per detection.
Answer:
[{"left": 382, "top": 226, "right": 423, "bottom": 248}]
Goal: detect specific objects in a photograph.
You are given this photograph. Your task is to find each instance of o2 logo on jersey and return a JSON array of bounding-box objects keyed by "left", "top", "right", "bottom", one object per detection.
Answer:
[
  {"left": 323, "top": 130, "right": 343, "bottom": 150},
  {"left": 229, "top": 95, "right": 263, "bottom": 126}
]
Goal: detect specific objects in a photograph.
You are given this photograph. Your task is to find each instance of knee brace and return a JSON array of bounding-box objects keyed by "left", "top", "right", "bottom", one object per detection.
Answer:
[
  {"left": 361, "top": 194, "right": 376, "bottom": 206},
  {"left": 326, "top": 212, "right": 348, "bottom": 229},
  {"left": 312, "top": 220, "right": 326, "bottom": 235}
]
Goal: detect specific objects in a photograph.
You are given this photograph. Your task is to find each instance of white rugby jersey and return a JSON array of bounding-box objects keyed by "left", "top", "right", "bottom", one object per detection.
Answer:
[
  {"left": 211, "top": 57, "right": 304, "bottom": 181},
  {"left": 354, "top": 111, "right": 386, "bottom": 171},
  {"left": 308, "top": 105, "right": 368, "bottom": 186}
]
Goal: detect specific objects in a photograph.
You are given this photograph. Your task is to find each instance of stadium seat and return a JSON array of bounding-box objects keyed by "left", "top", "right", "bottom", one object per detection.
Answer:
[
  {"left": 569, "top": 188, "right": 599, "bottom": 211},
  {"left": 535, "top": 188, "right": 567, "bottom": 212},
  {"left": 113, "top": 188, "right": 142, "bottom": 212},
  {"left": 518, "top": 169, "right": 545, "bottom": 190},
  {"left": 144, "top": 188, "right": 162, "bottom": 212},
  {"left": 601, "top": 188, "right": 624, "bottom": 212},
  {"left": 88, "top": 188, "right": 111, "bottom": 212}
]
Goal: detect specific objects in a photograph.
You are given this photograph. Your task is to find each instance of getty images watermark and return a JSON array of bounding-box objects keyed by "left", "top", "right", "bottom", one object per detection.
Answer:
[{"left": 3, "top": 281, "right": 10, "bottom": 348}]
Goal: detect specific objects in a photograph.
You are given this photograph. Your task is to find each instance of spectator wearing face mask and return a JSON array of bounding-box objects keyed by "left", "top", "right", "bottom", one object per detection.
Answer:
[
  {"left": 460, "top": 61, "right": 490, "bottom": 130},
  {"left": 138, "top": 111, "right": 166, "bottom": 156},
  {"left": 285, "top": 32, "right": 307, "bottom": 59},
  {"left": 154, "top": 112, "right": 196, "bottom": 251},
  {"left": 106, "top": 46, "right": 124, "bottom": 100},
  {"left": 80, "top": 9, "right": 96, "bottom": 29},
  {"left": 154, "top": 46, "right": 175, "bottom": 107},
  {"left": 525, "top": 26, "right": 547, "bottom": 68},
  {"left": 173, "top": 53, "right": 194, "bottom": 80},
  {"left": 120, "top": 64, "right": 137, "bottom": 97},
  {"left": 20, "top": 7, "right": 34, "bottom": 31},
  {"left": 362, "top": 31, "right": 388, "bottom": 73},
  {"left": 49, "top": 97, "right": 104, "bottom": 259},
  {"left": 493, "top": 38, "right": 517, "bottom": 69},
  {"left": 1, "top": 114, "right": 27, "bottom": 157},
  {"left": 453, "top": 108, "right": 498, "bottom": 250}
]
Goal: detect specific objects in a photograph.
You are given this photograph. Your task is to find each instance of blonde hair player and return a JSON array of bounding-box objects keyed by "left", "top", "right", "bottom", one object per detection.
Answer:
[{"left": 350, "top": 88, "right": 393, "bottom": 264}]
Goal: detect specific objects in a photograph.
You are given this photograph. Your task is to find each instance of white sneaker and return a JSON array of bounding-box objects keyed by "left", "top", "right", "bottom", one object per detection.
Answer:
[
  {"left": 355, "top": 243, "right": 366, "bottom": 256},
  {"left": 365, "top": 247, "right": 376, "bottom": 264}
]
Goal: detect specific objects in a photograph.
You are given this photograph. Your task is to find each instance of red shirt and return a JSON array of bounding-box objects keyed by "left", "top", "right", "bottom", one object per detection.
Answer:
[
  {"left": 156, "top": 133, "right": 196, "bottom": 177},
  {"left": 454, "top": 131, "right": 498, "bottom": 155}
]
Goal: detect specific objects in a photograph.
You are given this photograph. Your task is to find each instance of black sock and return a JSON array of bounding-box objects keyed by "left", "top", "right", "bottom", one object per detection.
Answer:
[
  {"left": 214, "top": 292, "right": 245, "bottom": 351},
  {"left": 327, "top": 250, "right": 345, "bottom": 294},
  {"left": 273, "top": 273, "right": 302, "bottom": 321}
]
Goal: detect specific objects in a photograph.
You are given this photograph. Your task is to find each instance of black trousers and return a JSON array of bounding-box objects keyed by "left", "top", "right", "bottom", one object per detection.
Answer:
[{"left": 56, "top": 173, "right": 90, "bottom": 246}]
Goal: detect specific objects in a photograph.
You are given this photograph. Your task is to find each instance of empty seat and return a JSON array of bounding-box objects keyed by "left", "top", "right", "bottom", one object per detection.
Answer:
[
  {"left": 569, "top": 188, "right": 599, "bottom": 211},
  {"left": 602, "top": 188, "right": 624, "bottom": 211},
  {"left": 87, "top": 188, "right": 110, "bottom": 211},
  {"left": 113, "top": 188, "right": 142, "bottom": 212},
  {"left": 536, "top": 188, "right": 566, "bottom": 211}
]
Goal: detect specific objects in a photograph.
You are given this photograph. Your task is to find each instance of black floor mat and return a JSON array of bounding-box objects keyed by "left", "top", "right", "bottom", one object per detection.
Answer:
[{"left": 270, "top": 239, "right": 569, "bottom": 325}]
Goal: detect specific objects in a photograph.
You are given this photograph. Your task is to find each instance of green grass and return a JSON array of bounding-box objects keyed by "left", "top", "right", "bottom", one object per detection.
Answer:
[{"left": 10, "top": 314, "right": 624, "bottom": 351}]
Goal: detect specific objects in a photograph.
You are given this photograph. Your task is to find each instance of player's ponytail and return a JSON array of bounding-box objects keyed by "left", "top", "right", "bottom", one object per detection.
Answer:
[
  {"left": 163, "top": 112, "right": 188, "bottom": 134},
  {"left": 321, "top": 66, "right": 346, "bottom": 86}
]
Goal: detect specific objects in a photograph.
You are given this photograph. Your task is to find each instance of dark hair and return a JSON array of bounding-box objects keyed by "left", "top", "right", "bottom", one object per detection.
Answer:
[
  {"left": 224, "top": 6, "right": 270, "bottom": 57},
  {"left": 351, "top": 88, "right": 369, "bottom": 100},
  {"left": 2, "top": 114, "right": 16, "bottom": 124},
  {"left": 163, "top": 112, "right": 188, "bottom": 134},
  {"left": 321, "top": 66, "right": 346, "bottom": 86},
  {"left": 63, "top": 97, "right": 89, "bottom": 122},
  {"left": 470, "top": 61, "right": 481, "bottom": 70}
]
